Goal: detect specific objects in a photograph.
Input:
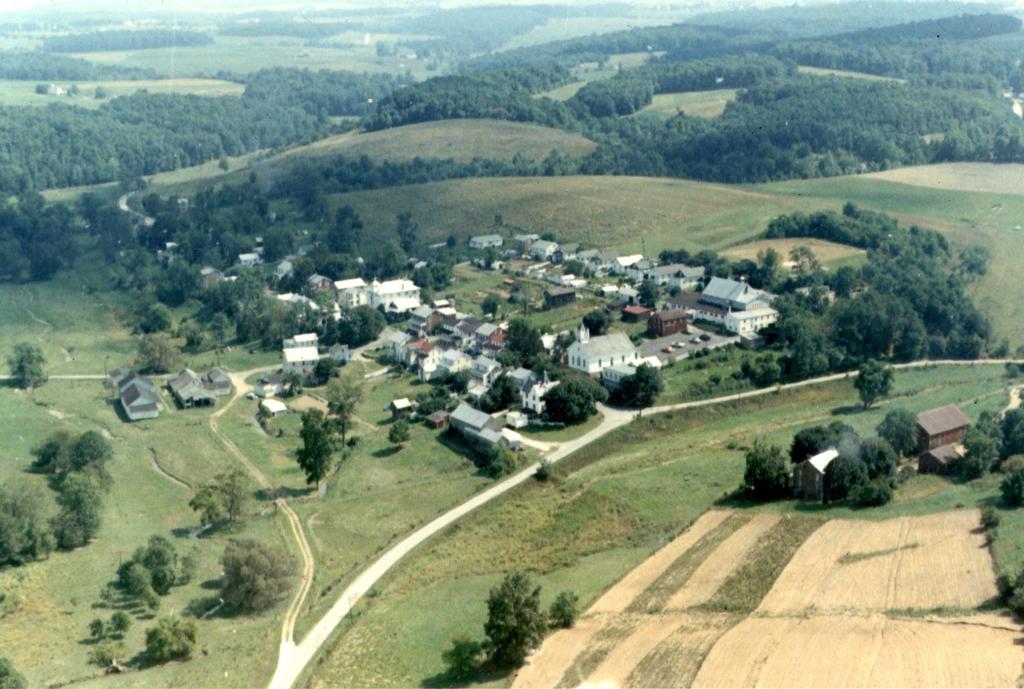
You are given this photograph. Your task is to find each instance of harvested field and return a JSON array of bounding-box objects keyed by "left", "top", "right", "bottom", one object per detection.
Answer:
[
  {"left": 584, "top": 614, "right": 694, "bottom": 688},
  {"left": 692, "top": 613, "right": 1022, "bottom": 688},
  {"left": 666, "top": 513, "right": 780, "bottom": 609},
  {"left": 513, "top": 617, "right": 608, "bottom": 689},
  {"left": 624, "top": 613, "right": 739, "bottom": 688},
  {"left": 591, "top": 510, "right": 731, "bottom": 614},
  {"left": 758, "top": 510, "right": 997, "bottom": 614},
  {"left": 865, "top": 162, "right": 1024, "bottom": 196}
]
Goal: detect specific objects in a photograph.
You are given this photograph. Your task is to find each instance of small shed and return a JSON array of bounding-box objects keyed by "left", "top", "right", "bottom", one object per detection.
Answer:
[
  {"left": 622, "top": 305, "right": 652, "bottom": 323},
  {"left": 793, "top": 448, "right": 839, "bottom": 501},
  {"left": 425, "top": 410, "right": 450, "bottom": 429},
  {"left": 544, "top": 287, "right": 576, "bottom": 309},
  {"left": 388, "top": 398, "right": 414, "bottom": 419},
  {"left": 260, "top": 399, "right": 288, "bottom": 417}
]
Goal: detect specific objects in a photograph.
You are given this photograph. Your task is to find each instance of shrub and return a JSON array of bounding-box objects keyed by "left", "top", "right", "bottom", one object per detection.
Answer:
[
  {"left": 535, "top": 459, "right": 551, "bottom": 482},
  {"left": 548, "top": 591, "right": 579, "bottom": 629},
  {"left": 981, "top": 506, "right": 1001, "bottom": 531},
  {"left": 849, "top": 479, "right": 892, "bottom": 507},
  {"left": 743, "top": 441, "right": 792, "bottom": 500},
  {"left": 220, "top": 540, "right": 294, "bottom": 613},
  {"left": 144, "top": 617, "right": 197, "bottom": 663},
  {"left": 1000, "top": 468, "right": 1024, "bottom": 507},
  {"left": 823, "top": 456, "right": 869, "bottom": 503}
]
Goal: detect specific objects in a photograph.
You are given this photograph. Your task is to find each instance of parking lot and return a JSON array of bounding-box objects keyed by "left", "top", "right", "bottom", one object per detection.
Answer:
[{"left": 638, "top": 325, "right": 740, "bottom": 364}]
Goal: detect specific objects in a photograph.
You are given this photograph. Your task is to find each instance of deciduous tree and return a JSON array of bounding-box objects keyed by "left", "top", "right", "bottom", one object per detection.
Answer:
[{"left": 484, "top": 572, "right": 546, "bottom": 668}]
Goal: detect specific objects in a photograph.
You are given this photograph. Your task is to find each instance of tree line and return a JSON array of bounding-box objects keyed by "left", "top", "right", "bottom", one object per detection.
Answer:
[
  {"left": 0, "top": 52, "right": 158, "bottom": 81},
  {"left": 41, "top": 29, "right": 214, "bottom": 53}
]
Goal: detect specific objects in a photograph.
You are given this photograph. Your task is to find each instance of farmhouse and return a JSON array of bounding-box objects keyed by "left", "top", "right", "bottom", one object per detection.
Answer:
[
  {"left": 469, "top": 234, "right": 503, "bottom": 249},
  {"left": 648, "top": 308, "right": 688, "bottom": 337},
  {"left": 450, "top": 403, "right": 508, "bottom": 450},
  {"left": 167, "top": 368, "right": 216, "bottom": 408},
  {"left": 306, "top": 273, "right": 334, "bottom": 292},
  {"left": 568, "top": 325, "right": 640, "bottom": 375},
  {"left": 255, "top": 372, "right": 286, "bottom": 398},
  {"left": 368, "top": 278, "right": 421, "bottom": 313},
  {"left": 544, "top": 286, "right": 576, "bottom": 309},
  {"left": 260, "top": 399, "right": 288, "bottom": 417},
  {"left": 794, "top": 448, "right": 839, "bottom": 501},
  {"left": 114, "top": 372, "right": 163, "bottom": 421},
  {"left": 531, "top": 239, "right": 559, "bottom": 260}
]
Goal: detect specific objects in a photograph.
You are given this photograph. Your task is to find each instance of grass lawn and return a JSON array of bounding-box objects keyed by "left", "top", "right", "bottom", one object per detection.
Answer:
[
  {"left": 278, "top": 119, "right": 596, "bottom": 164},
  {"left": 657, "top": 346, "right": 754, "bottom": 404},
  {"left": 635, "top": 89, "right": 738, "bottom": 119},
  {"left": 306, "top": 364, "right": 1014, "bottom": 688}
]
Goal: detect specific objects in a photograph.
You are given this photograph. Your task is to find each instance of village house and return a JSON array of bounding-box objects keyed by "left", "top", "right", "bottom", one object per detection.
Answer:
[
  {"left": 238, "top": 252, "right": 262, "bottom": 267},
  {"left": 386, "top": 331, "right": 413, "bottom": 363},
  {"left": 425, "top": 410, "right": 450, "bottom": 429},
  {"left": 469, "top": 234, "right": 503, "bottom": 249},
  {"left": 274, "top": 259, "right": 294, "bottom": 281},
  {"left": 276, "top": 292, "right": 320, "bottom": 312},
  {"left": 521, "top": 372, "right": 558, "bottom": 415},
  {"left": 199, "top": 266, "right": 224, "bottom": 287},
  {"left": 408, "top": 305, "right": 442, "bottom": 337},
  {"left": 368, "top": 278, "right": 421, "bottom": 314},
  {"left": 622, "top": 305, "right": 652, "bottom": 323},
  {"left": 255, "top": 372, "right": 286, "bottom": 398},
  {"left": 649, "top": 264, "right": 704, "bottom": 289},
  {"left": 402, "top": 339, "right": 435, "bottom": 368},
  {"left": 514, "top": 233, "right": 539, "bottom": 252},
  {"left": 568, "top": 324, "right": 640, "bottom": 375},
  {"left": 618, "top": 286, "right": 640, "bottom": 306},
  {"left": 612, "top": 254, "right": 644, "bottom": 275},
  {"left": 916, "top": 405, "right": 970, "bottom": 474},
  {"left": 419, "top": 348, "right": 472, "bottom": 382},
  {"left": 626, "top": 259, "right": 658, "bottom": 283},
  {"left": 112, "top": 371, "right": 163, "bottom": 422},
  {"left": 283, "top": 333, "right": 319, "bottom": 350},
  {"left": 794, "top": 448, "right": 839, "bottom": 501},
  {"left": 531, "top": 239, "right": 559, "bottom": 261},
  {"left": 669, "top": 277, "right": 778, "bottom": 336},
  {"left": 306, "top": 273, "right": 334, "bottom": 293},
  {"left": 544, "top": 287, "right": 576, "bottom": 309},
  {"left": 260, "top": 398, "right": 288, "bottom": 417},
  {"left": 601, "top": 363, "right": 639, "bottom": 390},
  {"left": 648, "top": 308, "right": 688, "bottom": 337},
  {"left": 334, "top": 277, "right": 369, "bottom": 308},
  {"left": 471, "top": 355, "right": 502, "bottom": 387},
  {"left": 203, "top": 368, "right": 233, "bottom": 396},
  {"left": 282, "top": 347, "right": 320, "bottom": 376},
  {"left": 168, "top": 369, "right": 217, "bottom": 408},
  {"left": 329, "top": 344, "right": 352, "bottom": 364}
]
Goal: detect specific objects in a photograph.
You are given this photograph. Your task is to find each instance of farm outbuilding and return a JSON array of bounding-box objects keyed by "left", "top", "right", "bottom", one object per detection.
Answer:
[
  {"left": 918, "top": 443, "right": 964, "bottom": 475},
  {"left": 916, "top": 405, "right": 970, "bottom": 452},
  {"left": 793, "top": 448, "right": 839, "bottom": 501}
]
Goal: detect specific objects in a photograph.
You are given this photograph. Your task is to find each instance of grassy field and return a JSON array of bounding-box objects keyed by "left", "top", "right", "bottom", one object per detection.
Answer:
[
  {"left": 306, "top": 365, "right": 1014, "bottom": 688},
  {"left": 635, "top": 89, "right": 739, "bottom": 119},
  {"left": 865, "top": 162, "right": 1024, "bottom": 197},
  {"left": 69, "top": 35, "right": 436, "bottom": 78},
  {"left": 330, "top": 175, "right": 826, "bottom": 256},
  {"left": 0, "top": 78, "right": 244, "bottom": 109},
  {"left": 536, "top": 80, "right": 588, "bottom": 101},
  {"left": 797, "top": 65, "right": 907, "bottom": 83},
  {"left": 719, "top": 237, "right": 867, "bottom": 270},
  {"left": 278, "top": 119, "right": 597, "bottom": 164}
]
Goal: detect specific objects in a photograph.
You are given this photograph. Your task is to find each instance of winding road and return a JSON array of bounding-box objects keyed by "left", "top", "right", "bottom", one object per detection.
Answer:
[{"left": 266, "top": 358, "right": 1024, "bottom": 689}]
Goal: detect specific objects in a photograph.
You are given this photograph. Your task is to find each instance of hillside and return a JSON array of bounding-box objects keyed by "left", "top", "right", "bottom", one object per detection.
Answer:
[{"left": 280, "top": 119, "right": 598, "bottom": 164}]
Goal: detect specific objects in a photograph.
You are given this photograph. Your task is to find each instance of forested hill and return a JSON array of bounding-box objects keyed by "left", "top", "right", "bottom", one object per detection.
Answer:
[
  {"left": 0, "top": 52, "right": 158, "bottom": 81},
  {"left": 41, "top": 29, "right": 213, "bottom": 53}
]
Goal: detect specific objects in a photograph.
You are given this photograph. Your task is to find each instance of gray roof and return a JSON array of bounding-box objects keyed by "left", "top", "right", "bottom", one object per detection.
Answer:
[
  {"left": 917, "top": 405, "right": 970, "bottom": 436},
  {"left": 655, "top": 263, "right": 704, "bottom": 278},
  {"left": 471, "top": 234, "right": 502, "bottom": 243},
  {"left": 476, "top": 322, "right": 499, "bottom": 337},
  {"left": 532, "top": 240, "right": 558, "bottom": 252},
  {"left": 577, "top": 332, "right": 636, "bottom": 358},
  {"left": 703, "top": 277, "right": 751, "bottom": 303},
  {"left": 451, "top": 403, "right": 494, "bottom": 431},
  {"left": 411, "top": 305, "right": 435, "bottom": 319}
]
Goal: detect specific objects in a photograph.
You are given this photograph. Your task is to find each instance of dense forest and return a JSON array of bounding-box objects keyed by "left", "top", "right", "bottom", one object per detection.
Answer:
[
  {"left": 217, "top": 21, "right": 359, "bottom": 39},
  {"left": 0, "top": 52, "right": 158, "bottom": 80},
  {"left": 242, "top": 68, "right": 412, "bottom": 118},
  {"left": 41, "top": 29, "right": 214, "bottom": 53},
  {"left": 0, "top": 93, "right": 325, "bottom": 193}
]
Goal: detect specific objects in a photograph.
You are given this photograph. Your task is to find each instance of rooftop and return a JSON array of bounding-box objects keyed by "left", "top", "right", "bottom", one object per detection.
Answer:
[
  {"left": 917, "top": 405, "right": 971, "bottom": 436},
  {"left": 575, "top": 332, "right": 637, "bottom": 358}
]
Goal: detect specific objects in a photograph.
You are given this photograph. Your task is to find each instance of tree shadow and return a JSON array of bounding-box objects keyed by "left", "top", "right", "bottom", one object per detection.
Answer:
[
  {"left": 184, "top": 595, "right": 222, "bottom": 619},
  {"left": 831, "top": 404, "right": 867, "bottom": 416},
  {"left": 372, "top": 446, "right": 401, "bottom": 458},
  {"left": 421, "top": 665, "right": 510, "bottom": 689}
]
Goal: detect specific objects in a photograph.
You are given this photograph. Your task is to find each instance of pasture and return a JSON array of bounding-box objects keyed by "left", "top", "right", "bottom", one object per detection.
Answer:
[
  {"left": 635, "top": 89, "right": 738, "bottom": 119},
  {"left": 279, "top": 119, "right": 597, "bottom": 164},
  {"left": 306, "top": 365, "right": 1016, "bottom": 688},
  {"left": 719, "top": 237, "right": 867, "bottom": 269},
  {"left": 69, "top": 35, "right": 435, "bottom": 78}
]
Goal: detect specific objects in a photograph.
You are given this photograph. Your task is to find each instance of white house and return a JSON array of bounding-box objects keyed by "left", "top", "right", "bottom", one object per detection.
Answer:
[
  {"left": 419, "top": 348, "right": 472, "bottom": 382},
  {"left": 612, "top": 254, "right": 644, "bottom": 275},
  {"left": 334, "top": 277, "right": 368, "bottom": 307},
  {"left": 283, "top": 346, "right": 320, "bottom": 375},
  {"left": 276, "top": 293, "right": 320, "bottom": 311},
  {"left": 329, "top": 344, "right": 352, "bottom": 363},
  {"left": 521, "top": 372, "right": 558, "bottom": 415},
  {"left": 469, "top": 234, "right": 503, "bottom": 249},
  {"left": 368, "top": 279, "right": 421, "bottom": 313},
  {"left": 471, "top": 356, "right": 501, "bottom": 386},
  {"left": 238, "top": 252, "right": 263, "bottom": 267},
  {"left": 531, "top": 240, "right": 559, "bottom": 261},
  {"left": 274, "top": 259, "right": 294, "bottom": 281},
  {"left": 283, "top": 333, "right": 318, "bottom": 350},
  {"left": 567, "top": 324, "right": 639, "bottom": 375},
  {"left": 260, "top": 398, "right": 288, "bottom": 417},
  {"left": 724, "top": 308, "right": 779, "bottom": 336}
]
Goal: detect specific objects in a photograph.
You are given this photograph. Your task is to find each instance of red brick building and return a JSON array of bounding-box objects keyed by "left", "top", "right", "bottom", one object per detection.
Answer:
[{"left": 648, "top": 308, "right": 688, "bottom": 337}]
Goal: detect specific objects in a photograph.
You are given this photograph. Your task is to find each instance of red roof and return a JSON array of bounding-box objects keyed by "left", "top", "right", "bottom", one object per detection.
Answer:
[
  {"left": 623, "top": 305, "right": 651, "bottom": 315},
  {"left": 408, "top": 339, "right": 434, "bottom": 352}
]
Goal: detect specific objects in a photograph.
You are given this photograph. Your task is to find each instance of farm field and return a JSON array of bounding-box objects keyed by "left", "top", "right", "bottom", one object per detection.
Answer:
[
  {"left": 635, "top": 89, "right": 739, "bottom": 119},
  {"left": 0, "top": 77, "right": 244, "bottom": 108},
  {"left": 864, "top": 162, "right": 1024, "bottom": 197},
  {"left": 69, "top": 35, "right": 435, "bottom": 78},
  {"left": 279, "top": 119, "right": 597, "bottom": 164},
  {"left": 306, "top": 364, "right": 1016, "bottom": 688},
  {"left": 797, "top": 65, "right": 907, "bottom": 83},
  {"left": 516, "top": 507, "right": 1013, "bottom": 689}
]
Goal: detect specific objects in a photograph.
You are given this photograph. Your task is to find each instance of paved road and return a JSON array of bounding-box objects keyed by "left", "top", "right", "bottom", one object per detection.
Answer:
[{"left": 266, "top": 357, "right": 1024, "bottom": 689}]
